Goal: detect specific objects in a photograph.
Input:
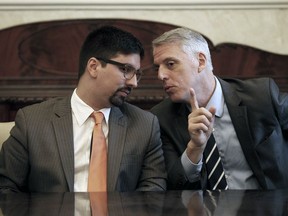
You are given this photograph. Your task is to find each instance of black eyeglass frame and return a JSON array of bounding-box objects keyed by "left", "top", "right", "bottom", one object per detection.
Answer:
[{"left": 96, "top": 57, "right": 143, "bottom": 82}]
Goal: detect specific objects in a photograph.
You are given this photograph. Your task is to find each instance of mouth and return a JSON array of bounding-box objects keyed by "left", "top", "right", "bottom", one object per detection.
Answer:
[
  {"left": 117, "top": 88, "right": 131, "bottom": 97},
  {"left": 164, "top": 85, "right": 174, "bottom": 93}
]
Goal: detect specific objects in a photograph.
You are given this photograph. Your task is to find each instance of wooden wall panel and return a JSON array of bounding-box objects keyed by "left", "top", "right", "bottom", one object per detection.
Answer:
[{"left": 0, "top": 19, "right": 287, "bottom": 121}]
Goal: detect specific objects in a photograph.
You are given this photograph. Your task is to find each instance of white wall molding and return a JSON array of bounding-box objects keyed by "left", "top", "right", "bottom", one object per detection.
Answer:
[
  {"left": 0, "top": 1, "right": 288, "bottom": 10},
  {"left": 0, "top": 1, "right": 287, "bottom": 55}
]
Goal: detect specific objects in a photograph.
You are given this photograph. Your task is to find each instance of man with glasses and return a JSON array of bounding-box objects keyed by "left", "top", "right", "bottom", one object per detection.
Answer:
[
  {"left": 0, "top": 26, "right": 167, "bottom": 193},
  {"left": 95, "top": 57, "right": 143, "bottom": 82}
]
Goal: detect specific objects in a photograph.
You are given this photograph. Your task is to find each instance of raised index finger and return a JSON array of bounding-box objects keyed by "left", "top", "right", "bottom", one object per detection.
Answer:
[{"left": 189, "top": 88, "right": 199, "bottom": 110}]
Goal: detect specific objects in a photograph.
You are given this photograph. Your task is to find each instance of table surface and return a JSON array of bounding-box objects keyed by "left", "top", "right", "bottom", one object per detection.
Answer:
[{"left": 1, "top": 190, "right": 288, "bottom": 216}]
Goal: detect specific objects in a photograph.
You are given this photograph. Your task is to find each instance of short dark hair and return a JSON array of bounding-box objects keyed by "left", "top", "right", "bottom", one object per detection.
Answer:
[{"left": 78, "top": 25, "right": 144, "bottom": 78}]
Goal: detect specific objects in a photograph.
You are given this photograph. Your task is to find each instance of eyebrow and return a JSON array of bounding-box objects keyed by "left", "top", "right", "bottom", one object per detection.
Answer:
[{"left": 164, "top": 57, "right": 179, "bottom": 62}]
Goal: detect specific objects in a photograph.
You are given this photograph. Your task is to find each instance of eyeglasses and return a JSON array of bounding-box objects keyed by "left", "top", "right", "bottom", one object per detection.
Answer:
[{"left": 96, "top": 57, "right": 142, "bottom": 82}]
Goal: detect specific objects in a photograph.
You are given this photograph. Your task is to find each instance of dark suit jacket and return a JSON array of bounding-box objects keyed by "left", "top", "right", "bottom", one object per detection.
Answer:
[
  {"left": 0, "top": 95, "right": 167, "bottom": 192},
  {"left": 151, "top": 77, "right": 288, "bottom": 190}
]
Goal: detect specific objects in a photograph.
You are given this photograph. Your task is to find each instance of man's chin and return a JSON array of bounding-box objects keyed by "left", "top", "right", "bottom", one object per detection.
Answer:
[
  {"left": 110, "top": 95, "right": 126, "bottom": 107},
  {"left": 168, "top": 93, "right": 177, "bottom": 101},
  {"left": 169, "top": 94, "right": 184, "bottom": 103}
]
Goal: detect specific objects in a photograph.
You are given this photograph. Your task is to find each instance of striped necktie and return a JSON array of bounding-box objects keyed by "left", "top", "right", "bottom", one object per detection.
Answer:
[{"left": 204, "top": 134, "right": 228, "bottom": 190}]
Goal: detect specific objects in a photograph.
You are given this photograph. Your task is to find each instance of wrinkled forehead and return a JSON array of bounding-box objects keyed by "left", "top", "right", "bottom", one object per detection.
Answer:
[{"left": 153, "top": 43, "right": 187, "bottom": 63}]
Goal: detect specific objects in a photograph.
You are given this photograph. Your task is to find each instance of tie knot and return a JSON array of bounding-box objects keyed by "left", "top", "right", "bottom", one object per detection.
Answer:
[{"left": 91, "top": 111, "right": 104, "bottom": 125}]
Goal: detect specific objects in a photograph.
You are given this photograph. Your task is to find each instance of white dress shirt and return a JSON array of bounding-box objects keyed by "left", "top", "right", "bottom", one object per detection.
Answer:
[
  {"left": 71, "top": 88, "right": 110, "bottom": 192},
  {"left": 181, "top": 77, "right": 260, "bottom": 189}
]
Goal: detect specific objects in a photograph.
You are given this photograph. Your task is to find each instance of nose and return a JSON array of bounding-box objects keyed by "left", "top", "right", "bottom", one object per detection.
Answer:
[
  {"left": 125, "top": 75, "right": 138, "bottom": 88},
  {"left": 157, "top": 67, "right": 168, "bottom": 81}
]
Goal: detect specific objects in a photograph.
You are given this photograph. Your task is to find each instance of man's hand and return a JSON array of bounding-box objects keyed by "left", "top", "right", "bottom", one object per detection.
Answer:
[{"left": 186, "top": 88, "right": 216, "bottom": 163}]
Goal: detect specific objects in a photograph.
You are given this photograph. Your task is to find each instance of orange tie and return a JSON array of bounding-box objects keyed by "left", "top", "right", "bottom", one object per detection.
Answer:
[
  {"left": 88, "top": 111, "right": 107, "bottom": 192},
  {"left": 89, "top": 192, "right": 108, "bottom": 216}
]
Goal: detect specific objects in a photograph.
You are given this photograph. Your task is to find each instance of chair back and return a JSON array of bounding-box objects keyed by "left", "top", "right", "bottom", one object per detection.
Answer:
[{"left": 0, "top": 122, "right": 15, "bottom": 149}]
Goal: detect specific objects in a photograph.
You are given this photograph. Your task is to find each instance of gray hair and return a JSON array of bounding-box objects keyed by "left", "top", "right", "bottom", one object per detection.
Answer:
[{"left": 152, "top": 27, "right": 213, "bottom": 71}]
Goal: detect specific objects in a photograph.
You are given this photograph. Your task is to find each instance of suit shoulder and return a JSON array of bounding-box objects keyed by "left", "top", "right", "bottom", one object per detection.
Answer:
[
  {"left": 18, "top": 97, "right": 71, "bottom": 123},
  {"left": 222, "top": 77, "right": 272, "bottom": 89},
  {"left": 151, "top": 98, "right": 180, "bottom": 115},
  {"left": 220, "top": 77, "right": 278, "bottom": 97},
  {"left": 21, "top": 97, "right": 68, "bottom": 112},
  {"left": 122, "top": 102, "right": 155, "bottom": 119}
]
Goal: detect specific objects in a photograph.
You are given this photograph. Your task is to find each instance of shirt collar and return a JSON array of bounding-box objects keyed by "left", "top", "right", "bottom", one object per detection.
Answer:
[
  {"left": 206, "top": 77, "right": 224, "bottom": 117},
  {"left": 71, "top": 89, "right": 111, "bottom": 126}
]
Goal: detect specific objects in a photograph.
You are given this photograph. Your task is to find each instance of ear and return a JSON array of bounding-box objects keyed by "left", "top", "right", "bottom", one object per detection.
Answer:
[
  {"left": 198, "top": 52, "right": 206, "bottom": 73},
  {"left": 87, "top": 57, "right": 99, "bottom": 78}
]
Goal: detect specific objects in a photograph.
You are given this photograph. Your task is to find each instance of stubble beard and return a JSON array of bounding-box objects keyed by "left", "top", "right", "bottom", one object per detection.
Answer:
[
  {"left": 109, "top": 87, "right": 132, "bottom": 107},
  {"left": 109, "top": 94, "right": 125, "bottom": 107}
]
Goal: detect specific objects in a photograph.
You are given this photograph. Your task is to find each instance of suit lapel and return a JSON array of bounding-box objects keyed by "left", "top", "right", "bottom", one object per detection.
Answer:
[
  {"left": 52, "top": 96, "right": 75, "bottom": 191},
  {"left": 174, "top": 103, "right": 191, "bottom": 151},
  {"left": 107, "top": 106, "right": 127, "bottom": 191},
  {"left": 220, "top": 79, "right": 267, "bottom": 188}
]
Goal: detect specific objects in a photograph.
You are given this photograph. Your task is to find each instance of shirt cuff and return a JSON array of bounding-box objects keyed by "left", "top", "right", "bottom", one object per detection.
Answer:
[{"left": 181, "top": 149, "right": 203, "bottom": 182}]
